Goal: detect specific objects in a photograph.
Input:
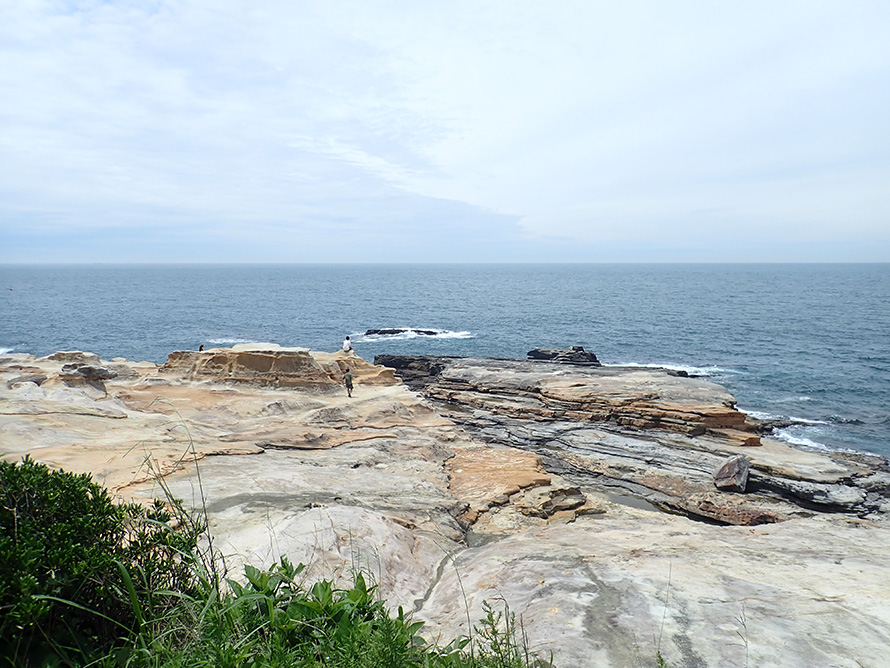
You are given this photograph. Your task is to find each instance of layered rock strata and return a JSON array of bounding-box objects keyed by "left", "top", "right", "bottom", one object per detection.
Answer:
[
  {"left": 527, "top": 345, "right": 601, "bottom": 365},
  {"left": 376, "top": 355, "right": 890, "bottom": 524},
  {"left": 3, "top": 346, "right": 890, "bottom": 668},
  {"left": 163, "top": 343, "right": 398, "bottom": 389}
]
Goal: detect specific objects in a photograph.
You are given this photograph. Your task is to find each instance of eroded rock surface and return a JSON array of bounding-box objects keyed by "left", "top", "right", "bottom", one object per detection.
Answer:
[
  {"left": 2, "top": 346, "right": 890, "bottom": 668},
  {"left": 377, "top": 355, "right": 889, "bottom": 524},
  {"left": 162, "top": 343, "right": 398, "bottom": 389}
]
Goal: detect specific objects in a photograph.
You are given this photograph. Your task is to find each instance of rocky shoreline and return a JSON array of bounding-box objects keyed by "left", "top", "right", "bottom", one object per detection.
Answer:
[
  {"left": 2, "top": 345, "right": 889, "bottom": 667},
  {"left": 375, "top": 353, "right": 890, "bottom": 525}
]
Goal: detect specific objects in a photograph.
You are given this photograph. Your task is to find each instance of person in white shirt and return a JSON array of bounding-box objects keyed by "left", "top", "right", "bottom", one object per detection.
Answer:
[{"left": 342, "top": 336, "right": 353, "bottom": 352}]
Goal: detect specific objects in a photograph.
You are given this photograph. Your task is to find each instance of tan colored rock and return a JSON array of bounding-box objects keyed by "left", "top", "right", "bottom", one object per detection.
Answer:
[
  {"left": 3, "top": 348, "right": 890, "bottom": 668},
  {"left": 447, "top": 446, "right": 551, "bottom": 523},
  {"left": 44, "top": 351, "right": 100, "bottom": 364},
  {"left": 410, "top": 357, "right": 883, "bottom": 522}
]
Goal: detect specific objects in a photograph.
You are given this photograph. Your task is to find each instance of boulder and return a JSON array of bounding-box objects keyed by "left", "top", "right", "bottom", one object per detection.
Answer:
[
  {"left": 60, "top": 364, "right": 117, "bottom": 381},
  {"left": 374, "top": 355, "right": 451, "bottom": 388},
  {"left": 527, "top": 346, "right": 601, "bottom": 366},
  {"left": 6, "top": 373, "right": 48, "bottom": 389},
  {"left": 46, "top": 351, "right": 101, "bottom": 365},
  {"left": 714, "top": 454, "right": 750, "bottom": 492}
]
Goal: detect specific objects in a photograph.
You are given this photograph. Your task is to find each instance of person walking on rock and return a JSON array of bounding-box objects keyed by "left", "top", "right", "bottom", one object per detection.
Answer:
[{"left": 343, "top": 368, "right": 354, "bottom": 398}]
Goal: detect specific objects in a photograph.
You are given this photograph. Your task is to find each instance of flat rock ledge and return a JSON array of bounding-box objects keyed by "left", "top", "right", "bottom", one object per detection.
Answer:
[
  {"left": 4, "top": 346, "right": 890, "bottom": 668},
  {"left": 375, "top": 354, "right": 890, "bottom": 525},
  {"left": 163, "top": 343, "right": 399, "bottom": 389}
]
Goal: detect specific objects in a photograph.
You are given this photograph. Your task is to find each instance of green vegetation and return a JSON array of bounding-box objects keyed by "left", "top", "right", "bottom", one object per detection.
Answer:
[
  {"left": 0, "top": 457, "right": 551, "bottom": 668},
  {"left": 0, "top": 456, "right": 202, "bottom": 666}
]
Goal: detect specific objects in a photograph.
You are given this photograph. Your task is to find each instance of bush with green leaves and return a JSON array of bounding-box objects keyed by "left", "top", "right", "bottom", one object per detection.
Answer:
[
  {"left": 134, "top": 556, "right": 548, "bottom": 668},
  {"left": 1, "top": 455, "right": 552, "bottom": 668},
  {"left": 0, "top": 456, "right": 203, "bottom": 666}
]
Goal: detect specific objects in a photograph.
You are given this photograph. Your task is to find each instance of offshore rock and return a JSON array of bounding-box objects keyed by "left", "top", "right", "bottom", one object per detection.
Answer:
[{"left": 365, "top": 328, "right": 439, "bottom": 336}]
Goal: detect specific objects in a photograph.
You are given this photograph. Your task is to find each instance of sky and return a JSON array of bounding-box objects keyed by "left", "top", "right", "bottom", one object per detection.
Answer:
[{"left": 1, "top": 1, "right": 889, "bottom": 263}]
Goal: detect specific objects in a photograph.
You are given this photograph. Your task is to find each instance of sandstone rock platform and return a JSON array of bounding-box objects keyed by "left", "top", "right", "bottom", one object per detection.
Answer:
[{"left": 2, "top": 345, "right": 889, "bottom": 668}]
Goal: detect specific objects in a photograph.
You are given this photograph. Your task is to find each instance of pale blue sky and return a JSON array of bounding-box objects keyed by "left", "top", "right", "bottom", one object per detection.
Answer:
[{"left": 2, "top": 1, "right": 889, "bottom": 262}]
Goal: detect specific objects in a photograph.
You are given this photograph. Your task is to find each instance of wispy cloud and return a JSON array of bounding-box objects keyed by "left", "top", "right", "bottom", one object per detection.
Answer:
[{"left": 1, "top": 1, "right": 889, "bottom": 261}]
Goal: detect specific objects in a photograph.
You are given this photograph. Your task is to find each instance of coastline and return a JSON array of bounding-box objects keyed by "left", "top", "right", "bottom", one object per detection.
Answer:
[{"left": 2, "top": 344, "right": 890, "bottom": 666}]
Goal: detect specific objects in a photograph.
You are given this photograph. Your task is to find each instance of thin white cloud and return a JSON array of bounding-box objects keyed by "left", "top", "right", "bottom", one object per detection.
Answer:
[{"left": 1, "top": 0, "right": 888, "bottom": 261}]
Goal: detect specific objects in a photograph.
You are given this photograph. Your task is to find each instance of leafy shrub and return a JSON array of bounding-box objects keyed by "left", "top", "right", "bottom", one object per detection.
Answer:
[
  {"left": 0, "top": 456, "right": 552, "bottom": 668},
  {"left": 0, "top": 456, "right": 202, "bottom": 667}
]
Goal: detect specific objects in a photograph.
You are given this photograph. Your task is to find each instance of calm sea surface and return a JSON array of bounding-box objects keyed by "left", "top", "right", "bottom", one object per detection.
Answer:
[{"left": 1, "top": 263, "right": 888, "bottom": 458}]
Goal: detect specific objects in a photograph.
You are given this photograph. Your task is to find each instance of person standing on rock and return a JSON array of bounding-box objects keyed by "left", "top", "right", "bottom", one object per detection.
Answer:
[
  {"left": 343, "top": 368, "right": 354, "bottom": 397},
  {"left": 342, "top": 336, "right": 353, "bottom": 353}
]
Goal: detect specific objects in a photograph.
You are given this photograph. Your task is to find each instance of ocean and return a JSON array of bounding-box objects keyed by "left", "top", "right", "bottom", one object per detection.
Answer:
[{"left": 1, "top": 263, "right": 888, "bottom": 458}]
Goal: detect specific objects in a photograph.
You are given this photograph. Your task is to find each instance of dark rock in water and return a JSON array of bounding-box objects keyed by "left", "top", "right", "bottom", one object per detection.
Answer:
[
  {"left": 365, "top": 328, "right": 438, "bottom": 337},
  {"left": 527, "top": 346, "right": 601, "bottom": 366},
  {"left": 715, "top": 455, "right": 750, "bottom": 492}
]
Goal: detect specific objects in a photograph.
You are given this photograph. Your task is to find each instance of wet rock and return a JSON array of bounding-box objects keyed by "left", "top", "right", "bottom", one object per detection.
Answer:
[
  {"left": 366, "top": 328, "right": 439, "bottom": 336},
  {"left": 374, "top": 355, "right": 451, "bottom": 388}
]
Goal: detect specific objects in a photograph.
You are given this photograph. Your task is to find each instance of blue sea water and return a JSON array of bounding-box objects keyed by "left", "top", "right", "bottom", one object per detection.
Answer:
[{"left": 1, "top": 263, "right": 888, "bottom": 458}]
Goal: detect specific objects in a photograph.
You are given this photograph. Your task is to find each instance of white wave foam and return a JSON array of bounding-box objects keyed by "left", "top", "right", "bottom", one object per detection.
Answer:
[
  {"left": 207, "top": 337, "right": 255, "bottom": 345},
  {"left": 775, "top": 395, "right": 814, "bottom": 403},
  {"left": 742, "top": 409, "right": 828, "bottom": 425},
  {"left": 772, "top": 427, "right": 859, "bottom": 454},
  {"left": 773, "top": 429, "right": 829, "bottom": 451},
  {"left": 357, "top": 328, "right": 475, "bottom": 343},
  {"left": 0, "top": 346, "right": 13, "bottom": 354},
  {"left": 744, "top": 410, "right": 777, "bottom": 421},
  {"left": 605, "top": 362, "right": 742, "bottom": 377}
]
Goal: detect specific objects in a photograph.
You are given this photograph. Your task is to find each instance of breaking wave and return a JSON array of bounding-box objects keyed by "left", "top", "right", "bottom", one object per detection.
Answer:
[
  {"left": 605, "top": 362, "right": 743, "bottom": 377},
  {"left": 207, "top": 337, "right": 255, "bottom": 345},
  {"left": 743, "top": 409, "right": 828, "bottom": 426},
  {"left": 773, "top": 429, "right": 831, "bottom": 451},
  {"left": 0, "top": 346, "right": 13, "bottom": 355}
]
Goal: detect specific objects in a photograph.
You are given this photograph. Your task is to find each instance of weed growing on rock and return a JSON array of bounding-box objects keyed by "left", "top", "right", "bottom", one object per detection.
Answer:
[
  {"left": 0, "top": 456, "right": 554, "bottom": 668},
  {"left": 0, "top": 456, "right": 203, "bottom": 667}
]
